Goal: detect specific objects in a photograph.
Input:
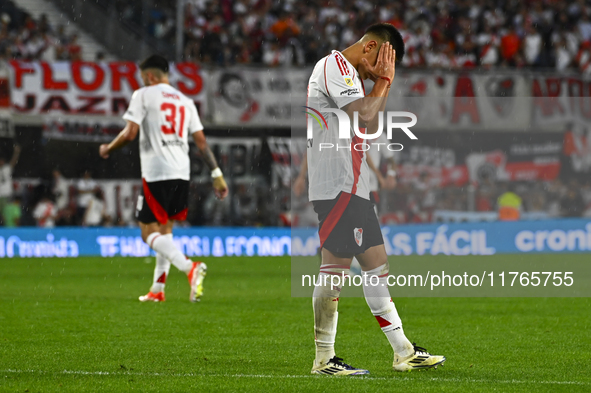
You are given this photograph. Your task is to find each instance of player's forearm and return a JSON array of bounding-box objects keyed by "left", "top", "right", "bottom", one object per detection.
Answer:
[
  {"left": 198, "top": 144, "right": 219, "bottom": 171},
  {"left": 368, "top": 77, "right": 391, "bottom": 99},
  {"left": 348, "top": 79, "right": 390, "bottom": 126},
  {"left": 104, "top": 122, "right": 138, "bottom": 155},
  {"left": 107, "top": 129, "right": 133, "bottom": 153},
  {"left": 366, "top": 87, "right": 390, "bottom": 134}
]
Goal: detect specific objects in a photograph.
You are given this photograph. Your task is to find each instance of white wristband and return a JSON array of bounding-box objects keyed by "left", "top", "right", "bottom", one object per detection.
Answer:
[
  {"left": 211, "top": 168, "right": 223, "bottom": 178},
  {"left": 387, "top": 169, "right": 397, "bottom": 177}
]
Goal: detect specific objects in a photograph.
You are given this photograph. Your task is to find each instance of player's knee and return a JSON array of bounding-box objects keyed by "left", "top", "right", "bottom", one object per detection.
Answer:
[
  {"left": 141, "top": 230, "right": 151, "bottom": 243},
  {"left": 140, "top": 224, "right": 161, "bottom": 243}
]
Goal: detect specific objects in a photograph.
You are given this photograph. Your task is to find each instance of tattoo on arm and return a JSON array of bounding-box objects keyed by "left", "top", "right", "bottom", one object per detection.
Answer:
[{"left": 199, "top": 145, "right": 219, "bottom": 171}]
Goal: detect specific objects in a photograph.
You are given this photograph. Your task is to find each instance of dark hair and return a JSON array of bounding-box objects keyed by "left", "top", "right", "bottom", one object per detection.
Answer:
[
  {"left": 364, "top": 23, "right": 405, "bottom": 62},
  {"left": 139, "top": 55, "right": 169, "bottom": 73}
]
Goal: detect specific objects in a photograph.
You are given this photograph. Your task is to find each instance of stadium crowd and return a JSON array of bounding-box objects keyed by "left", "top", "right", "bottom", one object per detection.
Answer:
[
  {"left": 2, "top": 145, "right": 591, "bottom": 228},
  {"left": 0, "top": 0, "right": 84, "bottom": 61},
  {"left": 121, "top": 0, "right": 591, "bottom": 72},
  {"left": 377, "top": 176, "right": 591, "bottom": 224},
  {"left": 3, "top": 0, "right": 591, "bottom": 228},
  {"left": 0, "top": 168, "right": 271, "bottom": 228},
  {"left": 292, "top": 171, "right": 591, "bottom": 227},
  {"left": 2, "top": 0, "right": 591, "bottom": 72}
]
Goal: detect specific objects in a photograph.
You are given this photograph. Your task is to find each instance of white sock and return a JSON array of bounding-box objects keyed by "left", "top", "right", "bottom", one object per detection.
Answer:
[
  {"left": 146, "top": 233, "right": 192, "bottom": 274},
  {"left": 150, "top": 252, "right": 170, "bottom": 294},
  {"left": 313, "top": 265, "right": 349, "bottom": 365},
  {"left": 363, "top": 263, "right": 414, "bottom": 358}
]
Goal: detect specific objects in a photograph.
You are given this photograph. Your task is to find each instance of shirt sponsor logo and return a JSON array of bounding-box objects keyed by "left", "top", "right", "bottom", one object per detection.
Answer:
[
  {"left": 340, "top": 88, "right": 360, "bottom": 96},
  {"left": 161, "top": 140, "right": 184, "bottom": 147}
]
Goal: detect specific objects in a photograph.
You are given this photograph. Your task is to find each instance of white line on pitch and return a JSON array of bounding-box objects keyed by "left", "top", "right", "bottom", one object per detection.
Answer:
[{"left": 1, "top": 369, "right": 588, "bottom": 386}]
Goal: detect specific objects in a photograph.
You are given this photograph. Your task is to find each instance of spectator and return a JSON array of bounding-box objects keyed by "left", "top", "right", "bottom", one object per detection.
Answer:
[
  {"left": 561, "top": 186, "right": 585, "bottom": 217},
  {"left": 270, "top": 11, "right": 300, "bottom": 42},
  {"left": 0, "top": 144, "right": 21, "bottom": 222},
  {"left": 500, "top": 24, "right": 521, "bottom": 66},
  {"left": 154, "top": 15, "right": 173, "bottom": 40},
  {"left": 578, "top": 11, "right": 591, "bottom": 41},
  {"left": 53, "top": 171, "right": 76, "bottom": 226},
  {"left": 523, "top": 24, "right": 542, "bottom": 66},
  {"left": 76, "top": 170, "right": 97, "bottom": 223},
  {"left": 553, "top": 34, "right": 574, "bottom": 71},
  {"left": 83, "top": 189, "right": 107, "bottom": 226},
  {"left": 26, "top": 0, "right": 583, "bottom": 71},
  {"left": 38, "top": 14, "right": 52, "bottom": 35},
  {"left": 33, "top": 194, "right": 57, "bottom": 227},
  {"left": 576, "top": 41, "right": 591, "bottom": 74},
  {"left": 262, "top": 41, "right": 289, "bottom": 66},
  {"left": 52, "top": 169, "right": 70, "bottom": 213},
  {"left": 118, "top": 196, "right": 136, "bottom": 227},
  {"left": 497, "top": 184, "right": 522, "bottom": 221},
  {"left": 477, "top": 23, "right": 500, "bottom": 67},
  {"left": 0, "top": 7, "right": 84, "bottom": 61},
  {"left": 67, "top": 34, "right": 82, "bottom": 61},
  {"left": 2, "top": 195, "right": 22, "bottom": 227}
]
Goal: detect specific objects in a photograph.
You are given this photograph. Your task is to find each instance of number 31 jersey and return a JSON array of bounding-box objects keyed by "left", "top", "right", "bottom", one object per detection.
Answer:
[{"left": 123, "top": 83, "right": 203, "bottom": 182}]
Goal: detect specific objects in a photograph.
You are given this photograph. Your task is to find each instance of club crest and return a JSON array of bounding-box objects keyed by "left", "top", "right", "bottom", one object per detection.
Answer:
[{"left": 354, "top": 227, "right": 363, "bottom": 246}]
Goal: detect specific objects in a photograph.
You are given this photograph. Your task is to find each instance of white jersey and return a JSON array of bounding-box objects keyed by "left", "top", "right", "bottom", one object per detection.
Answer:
[
  {"left": 0, "top": 165, "right": 13, "bottom": 198},
  {"left": 306, "top": 50, "right": 371, "bottom": 201},
  {"left": 367, "top": 132, "right": 395, "bottom": 192},
  {"left": 84, "top": 196, "right": 105, "bottom": 226},
  {"left": 77, "top": 178, "right": 97, "bottom": 208},
  {"left": 123, "top": 83, "right": 203, "bottom": 182},
  {"left": 33, "top": 201, "right": 57, "bottom": 228}
]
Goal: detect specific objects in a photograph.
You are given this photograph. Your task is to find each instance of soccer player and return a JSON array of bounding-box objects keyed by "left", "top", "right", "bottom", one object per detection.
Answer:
[
  {"left": 306, "top": 23, "right": 445, "bottom": 375},
  {"left": 99, "top": 55, "right": 228, "bottom": 302}
]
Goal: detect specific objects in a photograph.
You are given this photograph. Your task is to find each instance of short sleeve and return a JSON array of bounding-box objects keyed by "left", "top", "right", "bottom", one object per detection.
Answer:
[
  {"left": 324, "top": 53, "right": 364, "bottom": 108},
  {"left": 188, "top": 101, "right": 204, "bottom": 134},
  {"left": 122, "top": 89, "right": 146, "bottom": 125}
]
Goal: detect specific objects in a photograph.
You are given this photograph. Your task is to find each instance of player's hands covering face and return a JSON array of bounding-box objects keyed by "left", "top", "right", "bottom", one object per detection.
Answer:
[{"left": 362, "top": 42, "right": 396, "bottom": 82}]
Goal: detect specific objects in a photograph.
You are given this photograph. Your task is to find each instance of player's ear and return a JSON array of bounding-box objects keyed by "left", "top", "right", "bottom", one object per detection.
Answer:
[{"left": 364, "top": 40, "right": 378, "bottom": 54}]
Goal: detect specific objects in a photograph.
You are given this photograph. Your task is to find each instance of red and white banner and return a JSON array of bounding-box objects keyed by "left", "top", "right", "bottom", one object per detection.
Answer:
[
  {"left": 531, "top": 75, "right": 591, "bottom": 130},
  {"left": 8, "top": 61, "right": 207, "bottom": 120},
  {"left": 4, "top": 64, "right": 591, "bottom": 133},
  {"left": 209, "top": 68, "right": 308, "bottom": 127},
  {"left": 384, "top": 72, "right": 531, "bottom": 131},
  {"left": 0, "top": 68, "right": 13, "bottom": 138}
]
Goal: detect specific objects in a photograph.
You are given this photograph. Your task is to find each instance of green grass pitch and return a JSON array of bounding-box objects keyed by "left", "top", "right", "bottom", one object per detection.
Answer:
[{"left": 1, "top": 255, "right": 590, "bottom": 392}]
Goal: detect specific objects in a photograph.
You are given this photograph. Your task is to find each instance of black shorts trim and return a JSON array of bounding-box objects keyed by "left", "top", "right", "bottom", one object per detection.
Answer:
[
  {"left": 136, "top": 179, "right": 189, "bottom": 224},
  {"left": 313, "top": 192, "right": 384, "bottom": 258}
]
